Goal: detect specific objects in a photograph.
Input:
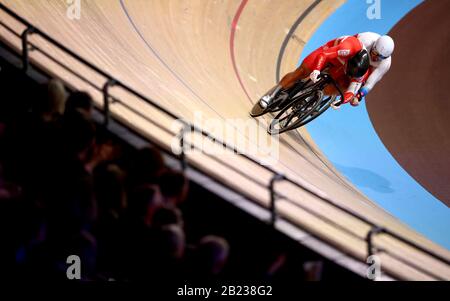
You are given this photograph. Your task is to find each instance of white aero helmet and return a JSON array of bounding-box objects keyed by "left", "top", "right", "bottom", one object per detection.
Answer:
[{"left": 373, "top": 35, "right": 395, "bottom": 59}]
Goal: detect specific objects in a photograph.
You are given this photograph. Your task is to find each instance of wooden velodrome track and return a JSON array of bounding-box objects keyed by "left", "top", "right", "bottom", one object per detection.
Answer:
[{"left": 0, "top": 0, "right": 449, "bottom": 280}]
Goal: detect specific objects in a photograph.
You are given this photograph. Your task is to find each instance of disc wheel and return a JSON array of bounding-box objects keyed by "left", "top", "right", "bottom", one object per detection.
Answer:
[{"left": 268, "top": 90, "right": 323, "bottom": 135}]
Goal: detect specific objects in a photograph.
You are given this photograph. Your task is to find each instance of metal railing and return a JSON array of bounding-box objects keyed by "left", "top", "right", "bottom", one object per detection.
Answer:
[{"left": 0, "top": 2, "right": 448, "bottom": 280}]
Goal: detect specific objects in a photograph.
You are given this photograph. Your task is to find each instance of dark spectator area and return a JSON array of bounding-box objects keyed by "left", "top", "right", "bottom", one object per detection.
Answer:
[{"left": 0, "top": 48, "right": 362, "bottom": 282}]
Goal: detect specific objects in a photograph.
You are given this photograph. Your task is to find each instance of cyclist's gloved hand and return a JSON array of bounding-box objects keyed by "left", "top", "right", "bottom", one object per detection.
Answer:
[
  {"left": 309, "top": 70, "right": 321, "bottom": 83},
  {"left": 344, "top": 92, "right": 361, "bottom": 107},
  {"left": 343, "top": 91, "right": 354, "bottom": 104},
  {"left": 350, "top": 97, "right": 360, "bottom": 106},
  {"left": 330, "top": 98, "right": 341, "bottom": 110},
  {"left": 359, "top": 87, "right": 369, "bottom": 98},
  {"left": 351, "top": 87, "right": 368, "bottom": 106}
]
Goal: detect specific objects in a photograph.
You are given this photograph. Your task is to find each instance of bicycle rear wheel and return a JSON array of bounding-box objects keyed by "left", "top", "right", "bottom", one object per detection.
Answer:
[{"left": 268, "top": 90, "right": 323, "bottom": 135}]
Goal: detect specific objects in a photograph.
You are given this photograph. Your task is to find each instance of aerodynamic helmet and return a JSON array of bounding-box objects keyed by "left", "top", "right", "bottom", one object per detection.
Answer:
[{"left": 346, "top": 49, "right": 370, "bottom": 78}]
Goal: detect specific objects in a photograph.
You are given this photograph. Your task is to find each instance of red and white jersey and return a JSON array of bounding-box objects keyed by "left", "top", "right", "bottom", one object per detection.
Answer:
[
  {"left": 304, "top": 35, "right": 365, "bottom": 72},
  {"left": 302, "top": 35, "right": 374, "bottom": 104}
]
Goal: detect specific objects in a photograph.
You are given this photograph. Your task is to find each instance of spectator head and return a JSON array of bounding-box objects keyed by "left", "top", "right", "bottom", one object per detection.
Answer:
[
  {"left": 65, "top": 91, "right": 93, "bottom": 118},
  {"left": 152, "top": 205, "right": 184, "bottom": 229},
  {"left": 158, "top": 169, "right": 189, "bottom": 206},
  {"left": 36, "top": 79, "right": 67, "bottom": 121},
  {"left": 128, "top": 184, "right": 162, "bottom": 226},
  {"left": 47, "top": 79, "right": 67, "bottom": 115},
  {"left": 196, "top": 235, "right": 229, "bottom": 276},
  {"left": 156, "top": 224, "right": 185, "bottom": 261},
  {"left": 132, "top": 147, "right": 165, "bottom": 185}
]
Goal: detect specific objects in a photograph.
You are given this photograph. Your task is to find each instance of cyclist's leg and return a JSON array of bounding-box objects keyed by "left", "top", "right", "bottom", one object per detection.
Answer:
[
  {"left": 323, "top": 84, "right": 338, "bottom": 96},
  {"left": 279, "top": 48, "right": 320, "bottom": 89},
  {"left": 260, "top": 67, "right": 309, "bottom": 107},
  {"left": 324, "top": 66, "right": 346, "bottom": 96},
  {"left": 328, "top": 76, "right": 350, "bottom": 107},
  {"left": 259, "top": 49, "right": 319, "bottom": 108},
  {"left": 279, "top": 64, "right": 310, "bottom": 89}
]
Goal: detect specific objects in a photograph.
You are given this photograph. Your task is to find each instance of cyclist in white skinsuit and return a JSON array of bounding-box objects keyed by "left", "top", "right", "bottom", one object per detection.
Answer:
[{"left": 349, "top": 32, "right": 395, "bottom": 106}]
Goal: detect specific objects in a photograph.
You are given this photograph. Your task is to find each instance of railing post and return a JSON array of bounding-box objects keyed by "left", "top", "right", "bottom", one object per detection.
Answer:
[
  {"left": 21, "top": 26, "right": 35, "bottom": 72},
  {"left": 365, "top": 226, "right": 385, "bottom": 281},
  {"left": 269, "top": 173, "right": 285, "bottom": 226},
  {"left": 366, "top": 226, "right": 386, "bottom": 258},
  {"left": 177, "top": 123, "right": 191, "bottom": 171},
  {"left": 102, "top": 79, "right": 116, "bottom": 127}
]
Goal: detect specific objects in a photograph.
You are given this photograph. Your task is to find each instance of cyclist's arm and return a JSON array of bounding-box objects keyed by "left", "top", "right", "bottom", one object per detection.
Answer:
[
  {"left": 363, "top": 57, "right": 391, "bottom": 93},
  {"left": 344, "top": 70, "right": 369, "bottom": 105}
]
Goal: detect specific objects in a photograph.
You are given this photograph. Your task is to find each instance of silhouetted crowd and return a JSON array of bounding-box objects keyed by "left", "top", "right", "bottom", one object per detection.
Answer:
[{"left": 0, "top": 79, "right": 233, "bottom": 281}]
